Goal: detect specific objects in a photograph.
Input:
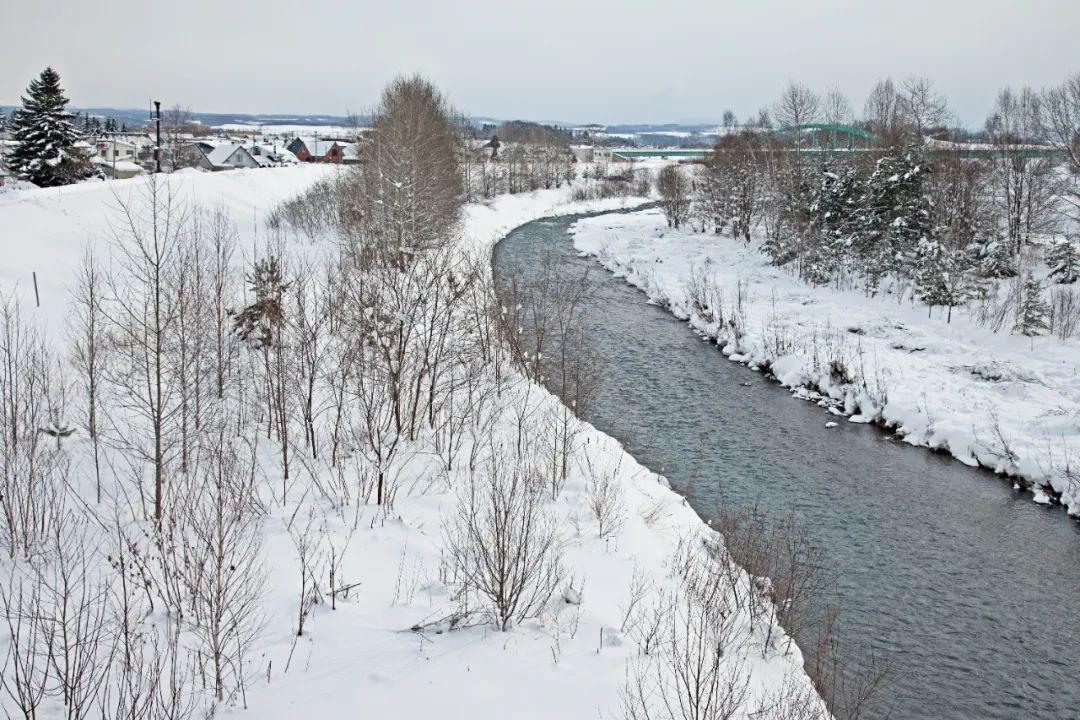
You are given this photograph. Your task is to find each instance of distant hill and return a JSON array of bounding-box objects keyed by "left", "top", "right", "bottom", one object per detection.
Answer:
[{"left": 0, "top": 106, "right": 371, "bottom": 130}]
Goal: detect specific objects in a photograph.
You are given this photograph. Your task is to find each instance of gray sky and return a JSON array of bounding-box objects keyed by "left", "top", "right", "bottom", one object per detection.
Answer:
[{"left": 2, "top": 0, "right": 1078, "bottom": 127}]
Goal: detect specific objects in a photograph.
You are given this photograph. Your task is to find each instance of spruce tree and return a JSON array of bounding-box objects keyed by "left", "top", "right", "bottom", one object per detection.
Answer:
[
  {"left": 7, "top": 67, "right": 92, "bottom": 187},
  {"left": 1014, "top": 273, "right": 1050, "bottom": 337},
  {"left": 857, "top": 148, "right": 932, "bottom": 291},
  {"left": 967, "top": 235, "right": 1018, "bottom": 279},
  {"left": 1047, "top": 238, "right": 1079, "bottom": 284},
  {"left": 914, "top": 238, "right": 971, "bottom": 322}
]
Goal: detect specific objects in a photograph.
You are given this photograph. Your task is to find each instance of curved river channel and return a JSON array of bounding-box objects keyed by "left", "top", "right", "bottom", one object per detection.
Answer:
[{"left": 493, "top": 210, "right": 1080, "bottom": 720}]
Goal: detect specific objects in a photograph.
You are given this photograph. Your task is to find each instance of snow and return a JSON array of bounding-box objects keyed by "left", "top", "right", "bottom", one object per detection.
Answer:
[
  {"left": 0, "top": 169, "right": 826, "bottom": 718},
  {"left": 571, "top": 208, "right": 1080, "bottom": 517},
  {"left": 0, "top": 164, "right": 338, "bottom": 335}
]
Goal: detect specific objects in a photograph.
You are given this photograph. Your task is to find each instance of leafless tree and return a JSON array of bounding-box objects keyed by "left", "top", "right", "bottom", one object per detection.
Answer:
[
  {"left": 774, "top": 82, "right": 821, "bottom": 128},
  {"left": 0, "top": 295, "right": 68, "bottom": 557},
  {"left": 39, "top": 518, "right": 112, "bottom": 720},
  {"left": 0, "top": 576, "right": 51, "bottom": 719},
  {"left": 71, "top": 247, "right": 107, "bottom": 503},
  {"left": 899, "top": 76, "right": 949, "bottom": 136},
  {"left": 582, "top": 450, "right": 625, "bottom": 540},
  {"left": 444, "top": 445, "right": 563, "bottom": 630},
  {"left": 621, "top": 582, "right": 749, "bottom": 720},
  {"left": 822, "top": 87, "right": 853, "bottom": 127},
  {"left": 657, "top": 164, "right": 692, "bottom": 229},
  {"left": 103, "top": 174, "right": 186, "bottom": 523},
  {"left": 1039, "top": 71, "right": 1080, "bottom": 220},
  {"left": 986, "top": 86, "right": 1059, "bottom": 249},
  {"left": 350, "top": 74, "right": 463, "bottom": 259}
]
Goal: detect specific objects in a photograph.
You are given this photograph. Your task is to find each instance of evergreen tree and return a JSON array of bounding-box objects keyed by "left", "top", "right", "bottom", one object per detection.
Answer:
[
  {"left": 7, "top": 67, "right": 93, "bottom": 187},
  {"left": 857, "top": 148, "right": 932, "bottom": 291},
  {"left": 1014, "top": 273, "right": 1050, "bottom": 337},
  {"left": 1047, "top": 238, "right": 1080, "bottom": 284},
  {"left": 966, "top": 235, "right": 1018, "bottom": 279},
  {"left": 913, "top": 238, "right": 971, "bottom": 322},
  {"left": 0, "top": 110, "right": 7, "bottom": 134},
  {"left": 806, "top": 163, "right": 863, "bottom": 282}
]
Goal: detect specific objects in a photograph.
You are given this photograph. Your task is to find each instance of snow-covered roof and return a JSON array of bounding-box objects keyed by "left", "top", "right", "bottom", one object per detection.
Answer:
[
  {"left": 92, "top": 158, "right": 143, "bottom": 173},
  {"left": 204, "top": 143, "right": 251, "bottom": 167},
  {"left": 295, "top": 137, "right": 354, "bottom": 157}
]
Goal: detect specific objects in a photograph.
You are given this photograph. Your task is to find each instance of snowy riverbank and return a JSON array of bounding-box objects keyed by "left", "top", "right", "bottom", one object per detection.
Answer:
[
  {"left": 0, "top": 170, "right": 827, "bottom": 719},
  {"left": 571, "top": 208, "right": 1080, "bottom": 518}
]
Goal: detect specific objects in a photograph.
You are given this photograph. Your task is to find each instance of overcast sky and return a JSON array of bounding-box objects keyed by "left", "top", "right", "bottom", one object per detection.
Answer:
[{"left": 2, "top": 0, "right": 1078, "bottom": 127}]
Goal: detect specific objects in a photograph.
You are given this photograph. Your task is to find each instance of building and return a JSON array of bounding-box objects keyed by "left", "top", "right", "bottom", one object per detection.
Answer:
[
  {"left": 95, "top": 138, "right": 140, "bottom": 164},
  {"left": 248, "top": 144, "right": 298, "bottom": 168},
  {"left": 197, "top": 143, "right": 259, "bottom": 171},
  {"left": 287, "top": 137, "right": 357, "bottom": 164},
  {"left": 93, "top": 158, "right": 144, "bottom": 179}
]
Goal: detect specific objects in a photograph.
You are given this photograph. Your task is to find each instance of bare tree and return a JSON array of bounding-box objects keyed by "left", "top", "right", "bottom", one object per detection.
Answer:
[
  {"left": 774, "top": 82, "right": 821, "bottom": 128},
  {"left": 1039, "top": 72, "right": 1080, "bottom": 220},
  {"left": 986, "top": 86, "right": 1059, "bottom": 250},
  {"left": 351, "top": 74, "right": 463, "bottom": 259},
  {"left": 71, "top": 247, "right": 106, "bottom": 503},
  {"left": 103, "top": 174, "right": 186, "bottom": 523},
  {"left": 822, "top": 87, "right": 853, "bottom": 126},
  {"left": 0, "top": 295, "right": 68, "bottom": 557},
  {"left": 899, "top": 76, "right": 949, "bottom": 136},
  {"left": 657, "top": 164, "right": 692, "bottom": 229},
  {"left": 444, "top": 445, "right": 563, "bottom": 630}
]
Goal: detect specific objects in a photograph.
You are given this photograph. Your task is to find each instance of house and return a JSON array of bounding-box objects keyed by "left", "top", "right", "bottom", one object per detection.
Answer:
[
  {"left": 197, "top": 143, "right": 259, "bottom": 171},
  {"left": 248, "top": 144, "right": 298, "bottom": 168},
  {"left": 287, "top": 137, "right": 357, "bottom": 164},
  {"left": 93, "top": 158, "right": 144, "bottom": 179},
  {"left": 95, "top": 138, "right": 140, "bottom": 164}
]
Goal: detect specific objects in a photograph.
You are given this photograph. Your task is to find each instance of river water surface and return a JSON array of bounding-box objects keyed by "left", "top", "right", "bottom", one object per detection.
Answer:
[{"left": 493, "top": 210, "right": 1080, "bottom": 720}]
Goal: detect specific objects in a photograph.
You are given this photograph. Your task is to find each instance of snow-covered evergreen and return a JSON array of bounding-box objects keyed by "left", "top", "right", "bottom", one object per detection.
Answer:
[
  {"left": 1047, "top": 237, "right": 1079, "bottom": 284},
  {"left": 7, "top": 67, "right": 93, "bottom": 187},
  {"left": 913, "top": 237, "right": 971, "bottom": 322},
  {"left": 1014, "top": 272, "right": 1051, "bottom": 336}
]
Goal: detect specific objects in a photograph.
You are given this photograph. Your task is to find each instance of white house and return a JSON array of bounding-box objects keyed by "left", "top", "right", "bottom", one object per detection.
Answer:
[
  {"left": 95, "top": 138, "right": 140, "bottom": 164},
  {"left": 198, "top": 143, "right": 259, "bottom": 171}
]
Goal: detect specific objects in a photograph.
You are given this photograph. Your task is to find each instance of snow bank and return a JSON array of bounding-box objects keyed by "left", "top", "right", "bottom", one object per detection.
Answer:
[{"left": 571, "top": 208, "right": 1080, "bottom": 517}]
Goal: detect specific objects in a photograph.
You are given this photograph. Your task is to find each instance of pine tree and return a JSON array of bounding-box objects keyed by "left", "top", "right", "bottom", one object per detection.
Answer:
[
  {"left": 7, "top": 67, "right": 93, "bottom": 187},
  {"left": 0, "top": 110, "right": 8, "bottom": 134},
  {"left": 967, "top": 235, "right": 1018, "bottom": 279},
  {"left": 807, "top": 163, "right": 863, "bottom": 282},
  {"left": 857, "top": 148, "right": 932, "bottom": 290},
  {"left": 914, "top": 238, "right": 971, "bottom": 322},
  {"left": 1047, "top": 238, "right": 1080, "bottom": 284},
  {"left": 1014, "top": 272, "right": 1050, "bottom": 337}
]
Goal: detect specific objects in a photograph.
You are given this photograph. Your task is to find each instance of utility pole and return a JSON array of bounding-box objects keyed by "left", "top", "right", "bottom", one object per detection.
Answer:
[{"left": 153, "top": 100, "right": 162, "bottom": 173}]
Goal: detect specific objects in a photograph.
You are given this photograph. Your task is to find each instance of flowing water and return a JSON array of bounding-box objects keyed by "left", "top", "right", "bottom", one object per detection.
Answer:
[{"left": 493, "top": 210, "right": 1080, "bottom": 720}]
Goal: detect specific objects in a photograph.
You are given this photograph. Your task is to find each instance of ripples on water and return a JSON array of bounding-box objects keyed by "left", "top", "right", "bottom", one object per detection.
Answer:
[{"left": 493, "top": 211, "right": 1080, "bottom": 720}]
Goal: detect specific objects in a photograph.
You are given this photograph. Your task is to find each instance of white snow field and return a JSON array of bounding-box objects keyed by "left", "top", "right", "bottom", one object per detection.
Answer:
[
  {"left": 0, "top": 170, "right": 826, "bottom": 719},
  {"left": 571, "top": 208, "right": 1080, "bottom": 517}
]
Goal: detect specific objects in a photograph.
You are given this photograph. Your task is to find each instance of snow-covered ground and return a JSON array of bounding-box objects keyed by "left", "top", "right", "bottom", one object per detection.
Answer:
[
  {"left": 571, "top": 208, "right": 1080, "bottom": 517},
  {"left": 0, "top": 170, "right": 826, "bottom": 719},
  {"left": 0, "top": 164, "right": 337, "bottom": 334}
]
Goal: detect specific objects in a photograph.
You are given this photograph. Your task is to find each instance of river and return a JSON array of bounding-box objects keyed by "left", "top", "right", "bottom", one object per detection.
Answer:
[{"left": 493, "top": 210, "right": 1080, "bottom": 720}]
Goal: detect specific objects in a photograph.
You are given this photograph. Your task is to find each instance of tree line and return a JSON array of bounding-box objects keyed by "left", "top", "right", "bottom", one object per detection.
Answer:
[{"left": 655, "top": 73, "right": 1080, "bottom": 336}]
